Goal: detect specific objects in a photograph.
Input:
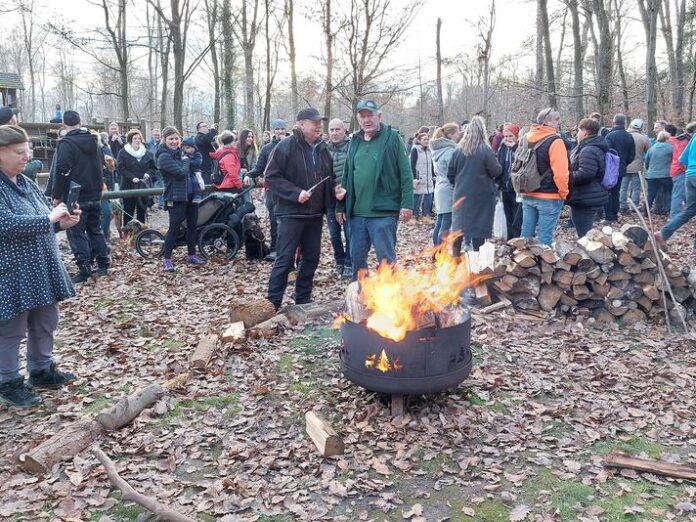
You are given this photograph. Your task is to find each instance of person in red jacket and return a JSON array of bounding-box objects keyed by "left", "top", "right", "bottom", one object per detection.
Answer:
[{"left": 210, "top": 130, "right": 242, "bottom": 192}]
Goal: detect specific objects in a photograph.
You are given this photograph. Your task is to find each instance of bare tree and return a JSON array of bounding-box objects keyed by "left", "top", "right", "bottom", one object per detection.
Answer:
[
  {"left": 435, "top": 17, "right": 444, "bottom": 126},
  {"left": 659, "top": 0, "right": 688, "bottom": 121},
  {"left": 613, "top": 0, "right": 630, "bottom": 113},
  {"left": 590, "top": 0, "right": 614, "bottom": 117},
  {"left": 222, "top": 0, "right": 236, "bottom": 129},
  {"left": 537, "top": 0, "right": 556, "bottom": 108},
  {"left": 262, "top": 0, "right": 282, "bottom": 130},
  {"left": 477, "top": 0, "right": 496, "bottom": 124},
  {"left": 285, "top": 0, "right": 299, "bottom": 116},
  {"left": 321, "top": 0, "right": 339, "bottom": 129},
  {"left": 567, "top": 0, "right": 585, "bottom": 121},
  {"left": 18, "top": 0, "right": 47, "bottom": 121},
  {"left": 232, "top": 0, "right": 262, "bottom": 129},
  {"left": 637, "top": 0, "right": 660, "bottom": 132},
  {"left": 203, "top": 0, "right": 221, "bottom": 123}
]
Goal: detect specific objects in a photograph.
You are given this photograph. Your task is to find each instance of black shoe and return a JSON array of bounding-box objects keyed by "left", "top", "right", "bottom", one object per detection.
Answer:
[
  {"left": 96, "top": 267, "right": 108, "bottom": 277},
  {"left": 71, "top": 269, "right": 92, "bottom": 284},
  {"left": 264, "top": 251, "right": 277, "bottom": 262},
  {"left": 0, "top": 377, "right": 41, "bottom": 408},
  {"left": 29, "top": 363, "right": 76, "bottom": 390},
  {"left": 342, "top": 265, "right": 353, "bottom": 279}
]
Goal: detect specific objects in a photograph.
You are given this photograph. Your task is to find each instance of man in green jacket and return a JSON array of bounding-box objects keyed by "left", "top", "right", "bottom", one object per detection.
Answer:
[{"left": 336, "top": 100, "right": 413, "bottom": 281}]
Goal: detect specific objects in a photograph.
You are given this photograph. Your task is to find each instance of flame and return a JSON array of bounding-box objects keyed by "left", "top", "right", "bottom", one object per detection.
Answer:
[
  {"left": 358, "top": 235, "right": 481, "bottom": 342},
  {"left": 364, "top": 349, "right": 403, "bottom": 373},
  {"left": 332, "top": 313, "right": 348, "bottom": 329}
]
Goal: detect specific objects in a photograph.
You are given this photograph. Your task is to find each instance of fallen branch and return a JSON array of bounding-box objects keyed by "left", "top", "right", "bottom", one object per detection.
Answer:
[
  {"left": 92, "top": 445, "right": 196, "bottom": 522},
  {"left": 96, "top": 384, "right": 164, "bottom": 430},
  {"left": 603, "top": 451, "right": 696, "bottom": 481}
]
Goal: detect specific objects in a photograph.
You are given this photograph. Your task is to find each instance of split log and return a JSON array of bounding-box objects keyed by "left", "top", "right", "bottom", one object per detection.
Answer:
[
  {"left": 607, "top": 269, "right": 631, "bottom": 281},
  {"left": 620, "top": 224, "right": 649, "bottom": 248},
  {"left": 608, "top": 299, "right": 628, "bottom": 316},
  {"left": 21, "top": 419, "right": 103, "bottom": 475},
  {"left": 578, "top": 237, "right": 616, "bottom": 264},
  {"left": 634, "top": 271, "right": 655, "bottom": 285},
  {"left": 611, "top": 231, "right": 630, "bottom": 250},
  {"left": 512, "top": 250, "right": 538, "bottom": 268},
  {"left": 229, "top": 298, "right": 277, "bottom": 328},
  {"left": 282, "top": 300, "right": 344, "bottom": 324},
  {"left": 345, "top": 281, "right": 368, "bottom": 323},
  {"left": 621, "top": 309, "right": 647, "bottom": 325},
  {"left": 586, "top": 228, "right": 613, "bottom": 248},
  {"left": 479, "top": 297, "right": 512, "bottom": 314},
  {"left": 571, "top": 272, "right": 587, "bottom": 286},
  {"left": 559, "top": 293, "right": 578, "bottom": 306},
  {"left": 507, "top": 237, "right": 529, "bottom": 250},
  {"left": 93, "top": 445, "right": 195, "bottom": 522},
  {"left": 623, "top": 282, "right": 644, "bottom": 301},
  {"left": 572, "top": 284, "right": 592, "bottom": 300},
  {"left": 511, "top": 276, "right": 541, "bottom": 297},
  {"left": 603, "top": 451, "right": 696, "bottom": 481},
  {"left": 538, "top": 284, "right": 563, "bottom": 311},
  {"left": 539, "top": 248, "right": 559, "bottom": 264},
  {"left": 590, "top": 282, "right": 611, "bottom": 298},
  {"left": 474, "top": 284, "right": 492, "bottom": 306},
  {"left": 617, "top": 251, "right": 635, "bottom": 266},
  {"left": 541, "top": 271, "right": 553, "bottom": 284},
  {"left": 221, "top": 322, "right": 246, "bottom": 343},
  {"left": 510, "top": 294, "right": 540, "bottom": 311},
  {"left": 624, "top": 263, "right": 643, "bottom": 275},
  {"left": 305, "top": 411, "right": 344, "bottom": 457},
  {"left": 592, "top": 308, "right": 615, "bottom": 324},
  {"left": 96, "top": 384, "right": 164, "bottom": 430},
  {"left": 248, "top": 314, "right": 292, "bottom": 339},
  {"left": 552, "top": 270, "right": 574, "bottom": 290},
  {"left": 606, "top": 286, "right": 625, "bottom": 300},
  {"left": 555, "top": 238, "right": 584, "bottom": 265},
  {"left": 189, "top": 334, "right": 220, "bottom": 370},
  {"left": 636, "top": 296, "right": 653, "bottom": 312}
]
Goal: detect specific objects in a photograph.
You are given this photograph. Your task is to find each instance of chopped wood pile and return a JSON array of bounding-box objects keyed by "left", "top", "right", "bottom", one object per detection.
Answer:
[{"left": 491, "top": 225, "right": 696, "bottom": 325}]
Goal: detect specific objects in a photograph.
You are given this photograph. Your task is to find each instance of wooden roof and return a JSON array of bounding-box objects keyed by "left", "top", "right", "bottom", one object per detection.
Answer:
[{"left": 0, "top": 72, "right": 25, "bottom": 90}]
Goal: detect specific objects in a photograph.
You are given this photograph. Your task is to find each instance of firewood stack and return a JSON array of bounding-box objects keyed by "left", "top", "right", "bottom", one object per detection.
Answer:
[{"left": 491, "top": 224, "right": 696, "bottom": 325}]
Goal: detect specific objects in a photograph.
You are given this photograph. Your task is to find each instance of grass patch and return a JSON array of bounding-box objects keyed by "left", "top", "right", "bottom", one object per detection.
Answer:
[
  {"left": 83, "top": 395, "right": 113, "bottom": 414},
  {"left": 101, "top": 492, "right": 147, "bottom": 521},
  {"left": 160, "top": 339, "right": 184, "bottom": 350},
  {"left": 595, "top": 480, "right": 681, "bottom": 521},
  {"left": 521, "top": 468, "right": 593, "bottom": 518},
  {"left": 288, "top": 380, "right": 319, "bottom": 401},
  {"left": 276, "top": 354, "right": 294, "bottom": 374},
  {"left": 472, "top": 499, "right": 509, "bottom": 520},
  {"left": 461, "top": 387, "right": 486, "bottom": 406},
  {"left": 257, "top": 515, "right": 294, "bottom": 522},
  {"left": 592, "top": 435, "right": 665, "bottom": 459},
  {"left": 161, "top": 392, "right": 241, "bottom": 422},
  {"left": 288, "top": 326, "right": 339, "bottom": 356}
]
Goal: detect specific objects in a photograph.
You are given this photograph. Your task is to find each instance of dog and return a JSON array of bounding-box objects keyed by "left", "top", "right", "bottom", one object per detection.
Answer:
[
  {"left": 241, "top": 213, "right": 270, "bottom": 260},
  {"left": 121, "top": 219, "right": 147, "bottom": 247}
]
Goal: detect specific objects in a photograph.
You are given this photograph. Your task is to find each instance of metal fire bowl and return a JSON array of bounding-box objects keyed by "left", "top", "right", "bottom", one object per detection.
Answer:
[{"left": 339, "top": 313, "right": 473, "bottom": 395}]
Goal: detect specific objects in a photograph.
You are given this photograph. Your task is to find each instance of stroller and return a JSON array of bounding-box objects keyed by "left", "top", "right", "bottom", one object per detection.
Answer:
[{"left": 134, "top": 188, "right": 255, "bottom": 260}]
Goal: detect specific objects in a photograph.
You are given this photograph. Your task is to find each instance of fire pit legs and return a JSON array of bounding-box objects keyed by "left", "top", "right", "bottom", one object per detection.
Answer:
[{"left": 390, "top": 395, "right": 406, "bottom": 417}]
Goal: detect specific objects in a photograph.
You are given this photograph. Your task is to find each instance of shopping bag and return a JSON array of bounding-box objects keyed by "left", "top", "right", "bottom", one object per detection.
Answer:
[{"left": 493, "top": 196, "right": 507, "bottom": 240}]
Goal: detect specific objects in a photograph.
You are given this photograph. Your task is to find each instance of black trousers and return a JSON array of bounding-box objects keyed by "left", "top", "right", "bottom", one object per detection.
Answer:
[
  {"left": 501, "top": 190, "right": 522, "bottom": 239},
  {"left": 267, "top": 217, "right": 322, "bottom": 307},
  {"left": 66, "top": 200, "right": 110, "bottom": 273},
  {"left": 164, "top": 201, "right": 199, "bottom": 258},
  {"left": 571, "top": 206, "right": 600, "bottom": 238},
  {"left": 123, "top": 196, "right": 147, "bottom": 225},
  {"left": 604, "top": 181, "right": 621, "bottom": 221}
]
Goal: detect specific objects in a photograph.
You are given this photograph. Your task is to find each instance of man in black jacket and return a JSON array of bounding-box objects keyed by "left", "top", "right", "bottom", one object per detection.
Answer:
[
  {"left": 264, "top": 108, "right": 346, "bottom": 310},
  {"left": 194, "top": 121, "right": 218, "bottom": 184},
  {"left": 52, "top": 110, "right": 110, "bottom": 282},
  {"left": 603, "top": 113, "right": 635, "bottom": 222},
  {"left": 246, "top": 118, "right": 287, "bottom": 259}
]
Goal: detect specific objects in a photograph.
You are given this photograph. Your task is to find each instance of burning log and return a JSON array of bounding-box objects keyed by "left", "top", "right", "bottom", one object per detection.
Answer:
[
  {"left": 345, "top": 281, "right": 368, "bottom": 323},
  {"left": 305, "top": 411, "right": 344, "bottom": 457}
]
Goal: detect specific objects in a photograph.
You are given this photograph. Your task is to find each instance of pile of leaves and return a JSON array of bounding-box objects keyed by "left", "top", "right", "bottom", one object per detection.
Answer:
[{"left": 0, "top": 206, "right": 695, "bottom": 521}]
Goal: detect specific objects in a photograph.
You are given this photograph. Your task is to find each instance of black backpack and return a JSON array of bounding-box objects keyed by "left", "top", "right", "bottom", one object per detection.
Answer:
[{"left": 211, "top": 151, "right": 233, "bottom": 185}]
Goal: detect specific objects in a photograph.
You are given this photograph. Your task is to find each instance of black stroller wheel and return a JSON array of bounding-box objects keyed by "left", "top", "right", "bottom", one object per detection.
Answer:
[
  {"left": 135, "top": 229, "right": 165, "bottom": 258},
  {"left": 198, "top": 224, "right": 240, "bottom": 260}
]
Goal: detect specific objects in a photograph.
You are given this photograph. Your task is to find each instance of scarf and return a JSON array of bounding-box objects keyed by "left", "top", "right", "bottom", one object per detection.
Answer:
[{"left": 125, "top": 143, "right": 147, "bottom": 161}]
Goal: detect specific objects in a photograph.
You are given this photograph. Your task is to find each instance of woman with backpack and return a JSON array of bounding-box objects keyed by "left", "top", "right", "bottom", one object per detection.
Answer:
[
  {"left": 210, "top": 130, "right": 242, "bottom": 193},
  {"left": 447, "top": 116, "right": 502, "bottom": 254},
  {"left": 566, "top": 118, "right": 609, "bottom": 238}
]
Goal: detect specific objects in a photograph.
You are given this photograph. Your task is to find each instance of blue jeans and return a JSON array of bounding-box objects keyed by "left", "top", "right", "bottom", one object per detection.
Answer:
[
  {"left": 521, "top": 196, "right": 563, "bottom": 246},
  {"left": 662, "top": 176, "right": 696, "bottom": 248},
  {"left": 346, "top": 215, "right": 398, "bottom": 281},
  {"left": 326, "top": 205, "right": 351, "bottom": 267},
  {"left": 670, "top": 172, "right": 686, "bottom": 218},
  {"left": 619, "top": 172, "right": 642, "bottom": 211},
  {"left": 101, "top": 199, "right": 111, "bottom": 239},
  {"left": 413, "top": 193, "right": 433, "bottom": 217},
  {"left": 433, "top": 212, "right": 452, "bottom": 245}
]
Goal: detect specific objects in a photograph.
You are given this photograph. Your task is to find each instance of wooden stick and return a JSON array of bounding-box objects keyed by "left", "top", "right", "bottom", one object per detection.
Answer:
[
  {"left": 96, "top": 384, "right": 164, "bottom": 431},
  {"left": 603, "top": 451, "right": 696, "bottom": 481},
  {"left": 305, "top": 411, "right": 344, "bottom": 457},
  {"left": 189, "top": 334, "right": 219, "bottom": 370},
  {"left": 479, "top": 296, "right": 512, "bottom": 314},
  {"left": 92, "top": 445, "right": 196, "bottom": 522}
]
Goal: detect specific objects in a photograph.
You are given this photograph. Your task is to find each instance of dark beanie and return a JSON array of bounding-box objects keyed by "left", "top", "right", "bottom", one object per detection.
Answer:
[
  {"left": 63, "top": 110, "right": 80, "bottom": 126},
  {"left": 161, "top": 126, "right": 180, "bottom": 140},
  {"left": 0, "top": 125, "right": 29, "bottom": 148},
  {"left": 0, "top": 106, "right": 18, "bottom": 125}
]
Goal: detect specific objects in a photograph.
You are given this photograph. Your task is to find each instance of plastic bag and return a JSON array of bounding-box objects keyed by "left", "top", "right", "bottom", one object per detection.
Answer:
[
  {"left": 493, "top": 197, "right": 507, "bottom": 240},
  {"left": 195, "top": 171, "right": 205, "bottom": 191}
]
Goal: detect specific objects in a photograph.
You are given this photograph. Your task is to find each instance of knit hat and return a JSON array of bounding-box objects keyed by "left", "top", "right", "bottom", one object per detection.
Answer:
[
  {"left": 630, "top": 118, "right": 644, "bottom": 130},
  {"left": 0, "top": 125, "right": 29, "bottom": 148},
  {"left": 182, "top": 136, "right": 196, "bottom": 148},
  {"left": 63, "top": 110, "right": 80, "bottom": 126},
  {"left": 161, "top": 126, "right": 180, "bottom": 140},
  {"left": 271, "top": 118, "right": 286, "bottom": 130},
  {"left": 0, "top": 106, "right": 18, "bottom": 125},
  {"left": 503, "top": 123, "right": 520, "bottom": 138}
]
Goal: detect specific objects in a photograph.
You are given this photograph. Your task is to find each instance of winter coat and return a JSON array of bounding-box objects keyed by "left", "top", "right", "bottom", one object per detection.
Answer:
[
  {"left": 51, "top": 129, "right": 104, "bottom": 203},
  {"left": 669, "top": 134, "right": 692, "bottom": 177},
  {"left": 21, "top": 159, "right": 43, "bottom": 182},
  {"left": 264, "top": 129, "right": 335, "bottom": 218},
  {"left": 626, "top": 128, "right": 650, "bottom": 174},
  {"left": 195, "top": 129, "right": 218, "bottom": 177},
  {"left": 337, "top": 123, "right": 414, "bottom": 218},
  {"left": 117, "top": 146, "right": 157, "bottom": 191},
  {"left": 681, "top": 137, "right": 696, "bottom": 177},
  {"left": 447, "top": 144, "right": 502, "bottom": 240},
  {"left": 410, "top": 144, "right": 435, "bottom": 195},
  {"left": 605, "top": 125, "right": 635, "bottom": 178},
  {"left": 496, "top": 142, "right": 518, "bottom": 194},
  {"left": 108, "top": 134, "right": 125, "bottom": 160},
  {"left": 326, "top": 138, "right": 350, "bottom": 179},
  {"left": 0, "top": 172, "right": 74, "bottom": 321},
  {"left": 644, "top": 142, "right": 673, "bottom": 179},
  {"left": 210, "top": 146, "right": 242, "bottom": 190},
  {"left": 248, "top": 138, "right": 281, "bottom": 180},
  {"left": 429, "top": 137, "right": 457, "bottom": 214},
  {"left": 156, "top": 144, "right": 192, "bottom": 203},
  {"left": 567, "top": 135, "right": 609, "bottom": 208},
  {"left": 522, "top": 125, "right": 570, "bottom": 200},
  {"left": 240, "top": 147, "right": 257, "bottom": 171}
]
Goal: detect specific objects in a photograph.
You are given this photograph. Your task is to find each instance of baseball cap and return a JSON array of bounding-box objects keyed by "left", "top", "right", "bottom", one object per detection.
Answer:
[
  {"left": 296, "top": 108, "right": 326, "bottom": 122},
  {"left": 356, "top": 100, "right": 379, "bottom": 113},
  {"left": 0, "top": 106, "right": 18, "bottom": 125},
  {"left": 271, "top": 118, "right": 286, "bottom": 129},
  {"left": 630, "top": 118, "right": 644, "bottom": 129}
]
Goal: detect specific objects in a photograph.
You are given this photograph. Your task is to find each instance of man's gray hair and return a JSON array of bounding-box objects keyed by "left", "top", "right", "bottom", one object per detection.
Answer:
[
  {"left": 328, "top": 118, "right": 346, "bottom": 129},
  {"left": 613, "top": 114, "right": 627, "bottom": 126},
  {"left": 685, "top": 121, "right": 696, "bottom": 134},
  {"left": 536, "top": 108, "right": 559, "bottom": 125}
]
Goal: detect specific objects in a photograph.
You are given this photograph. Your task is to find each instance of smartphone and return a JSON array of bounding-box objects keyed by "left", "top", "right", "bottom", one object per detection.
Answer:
[{"left": 67, "top": 181, "right": 81, "bottom": 214}]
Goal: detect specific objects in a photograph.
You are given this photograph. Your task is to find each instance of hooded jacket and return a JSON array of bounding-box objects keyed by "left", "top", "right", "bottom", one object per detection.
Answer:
[
  {"left": 669, "top": 134, "right": 692, "bottom": 177},
  {"left": 626, "top": 127, "right": 650, "bottom": 174},
  {"left": 523, "top": 124, "right": 570, "bottom": 200},
  {"left": 410, "top": 144, "right": 435, "bottom": 195},
  {"left": 567, "top": 135, "right": 609, "bottom": 208},
  {"left": 429, "top": 136, "right": 457, "bottom": 214},
  {"left": 210, "top": 145, "right": 242, "bottom": 190},
  {"left": 194, "top": 128, "right": 218, "bottom": 177},
  {"left": 496, "top": 142, "right": 518, "bottom": 194},
  {"left": 680, "top": 136, "right": 696, "bottom": 177},
  {"left": 605, "top": 124, "right": 635, "bottom": 178},
  {"left": 156, "top": 144, "right": 191, "bottom": 203},
  {"left": 264, "top": 129, "right": 335, "bottom": 218},
  {"left": 52, "top": 128, "right": 104, "bottom": 202}
]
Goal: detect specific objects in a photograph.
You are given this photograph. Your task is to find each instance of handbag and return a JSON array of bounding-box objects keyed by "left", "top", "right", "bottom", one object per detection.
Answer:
[{"left": 493, "top": 193, "right": 507, "bottom": 240}]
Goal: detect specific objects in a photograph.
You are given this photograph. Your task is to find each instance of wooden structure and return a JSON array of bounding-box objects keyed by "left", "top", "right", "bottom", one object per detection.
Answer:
[{"left": 0, "top": 72, "right": 24, "bottom": 108}]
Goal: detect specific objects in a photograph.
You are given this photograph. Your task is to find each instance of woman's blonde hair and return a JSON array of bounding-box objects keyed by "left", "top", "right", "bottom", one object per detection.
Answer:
[
  {"left": 458, "top": 116, "right": 489, "bottom": 156},
  {"left": 432, "top": 122, "right": 459, "bottom": 140},
  {"left": 656, "top": 130, "right": 670, "bottom": 143}
]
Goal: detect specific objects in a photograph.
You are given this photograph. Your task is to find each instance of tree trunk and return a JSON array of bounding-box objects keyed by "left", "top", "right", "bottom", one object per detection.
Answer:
[
  {"left": 286, "top": 0, "right": 299, "bottom": 117},
  {"left": 205, "top": 0, "right": 221, "bottom": 124},
  {"left": 436, "top": 17, "right": 444, "bottom": 126},
  {"left": 569, "top": 0, "right": 584, "bottom": 122},
  {"left": 535, "top": 0, "right": 545, "bottom": 87},
  {"left": 222, "top": 0, "right": 235, "bottom": 129},
  {"left": 592, "top": 0, "right": 614, "bottom": 118},
  {"left": 646, "top": 0, "right": 659, "bottom": 132},
  {"left": 322, "top": 0, "right": 333, "bottom": 131},
  {"left": 614, "top": 0, "right": 630, "bottom": 114},
  {"left": 263, "top": 0, "right": 273, "bottom": 131},
  {"left": 538, "top": 0, "right": 557, "bottom": 108},
  {"left": 158, "top": 1, "right": 170, "bottom": 127}
]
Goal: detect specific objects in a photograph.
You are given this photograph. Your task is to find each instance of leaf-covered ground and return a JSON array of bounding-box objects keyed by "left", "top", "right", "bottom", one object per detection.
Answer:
[{"left": 1, "top": 202, "right": 695, "bottom": 522}]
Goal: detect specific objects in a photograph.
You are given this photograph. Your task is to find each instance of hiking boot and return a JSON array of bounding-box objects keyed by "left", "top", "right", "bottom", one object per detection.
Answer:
[
  {"left": 342, "top": 265, "right": 353, "bottom": 279},
  {"left": 162, "top": 258, "right": 175, "bottom": 272},
  {"left": 71, "top": 268, "right": 92, "bottom": 284},
  {"left": 185, "top": 254, "right": 207, "bottom": 266},
  {"left": 96, "top": 267, "right": 108, "bottom": 277},
  {"left": 0, "top": 377, "right": 41, "bottom": 408},
  {"left": 29, "top": 363, "right": 76, "bottom": 390}
]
